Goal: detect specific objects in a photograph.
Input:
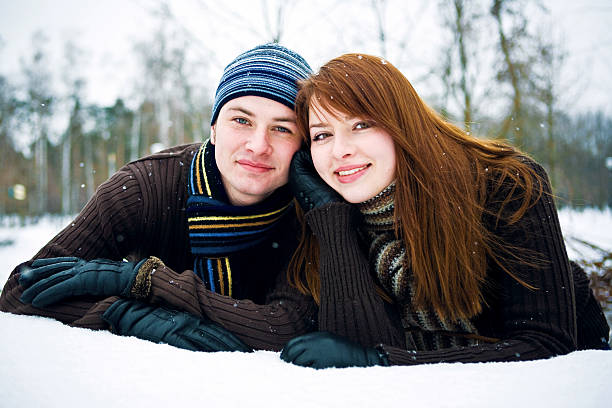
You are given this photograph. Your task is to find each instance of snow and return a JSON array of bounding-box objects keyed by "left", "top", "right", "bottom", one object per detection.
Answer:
[
  {"left": 0, "top": 312, "right": 610, "bottom": 408},
  {"left": 558, "top": 207, "right": 612, "bottom": 262},
  {"left": 1, "top": 209, "right": 611, "bottom": 407}
]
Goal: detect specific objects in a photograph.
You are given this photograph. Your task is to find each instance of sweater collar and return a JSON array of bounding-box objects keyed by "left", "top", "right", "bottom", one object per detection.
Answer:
[{"left": 356, "top": 181, "right": 396, "bottom": 232}]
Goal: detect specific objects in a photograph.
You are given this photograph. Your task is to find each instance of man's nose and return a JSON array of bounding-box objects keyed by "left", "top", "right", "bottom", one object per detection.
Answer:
[{"left": 246, "top": 126, "right": 272, "bottom": 155}]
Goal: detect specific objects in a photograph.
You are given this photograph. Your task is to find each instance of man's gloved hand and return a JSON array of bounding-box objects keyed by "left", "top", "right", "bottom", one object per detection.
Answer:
[
  {"left": 280, "top": 331, "right": 390, "bottom": 369},
  {"left": 102, "top": 299, "right": 253, "bottom": 353},
  {"left": 289, "top": 150, "right": 343, "bottom": 211},
  {"left": 19, "top": 257, "right": 147, "bottom": 308}
]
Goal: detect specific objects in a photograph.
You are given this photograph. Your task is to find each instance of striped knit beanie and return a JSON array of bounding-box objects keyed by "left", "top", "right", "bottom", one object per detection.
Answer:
[{"left": 211, "top": 43, "right": 312, "bottom": 124}]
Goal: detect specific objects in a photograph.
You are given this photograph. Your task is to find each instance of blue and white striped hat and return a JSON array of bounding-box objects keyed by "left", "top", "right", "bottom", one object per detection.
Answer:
[{"left": 211, "top": 43, "right": 312, "bottom": 124}]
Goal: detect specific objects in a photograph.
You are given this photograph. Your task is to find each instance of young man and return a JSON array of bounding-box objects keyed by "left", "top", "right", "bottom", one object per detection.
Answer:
[{"left": 0, "top": 44, "right": 318, "bottom": 352}]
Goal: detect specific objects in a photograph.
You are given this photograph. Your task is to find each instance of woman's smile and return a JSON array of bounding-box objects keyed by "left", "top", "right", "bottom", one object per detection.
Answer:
[{"left": 335, "top": 163, "right": 371, "bottom": 183}]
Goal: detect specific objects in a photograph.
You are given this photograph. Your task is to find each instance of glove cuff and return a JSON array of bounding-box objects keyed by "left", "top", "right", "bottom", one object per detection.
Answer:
[{"left": 130, "top": 256, "right": 164, "bottom": 299}]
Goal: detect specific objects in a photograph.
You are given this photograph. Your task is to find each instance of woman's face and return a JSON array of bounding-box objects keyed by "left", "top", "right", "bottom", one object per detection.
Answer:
[{"left": 308, "top": 100, "right": 396, "bottom": 203}]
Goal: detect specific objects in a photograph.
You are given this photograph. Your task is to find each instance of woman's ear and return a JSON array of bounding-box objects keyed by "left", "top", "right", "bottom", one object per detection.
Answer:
[{"left": 210, "top": 125, "right": 216, "bottom": 144}]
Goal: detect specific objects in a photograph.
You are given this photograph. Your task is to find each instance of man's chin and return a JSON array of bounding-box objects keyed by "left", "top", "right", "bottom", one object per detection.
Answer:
[{"left": 228, "top": 186, "right": 277, "bottom": 206}]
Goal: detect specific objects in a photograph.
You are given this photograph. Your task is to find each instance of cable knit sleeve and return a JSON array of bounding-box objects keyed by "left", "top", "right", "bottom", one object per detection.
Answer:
[
  {"left": 0, "top": 143, "right": 319, "bottom": 350},
  {"left": 0, "top": 164, "right": 144, "bottom": 327},
  {"left": 305, "top": 202, "right": 406, "bottom": 348},
  {"left": 381, "top": 162, "right": 579, "bottom": 365},
  {"left": 144, "top": 263, "right": 317, "bottom": 351}
]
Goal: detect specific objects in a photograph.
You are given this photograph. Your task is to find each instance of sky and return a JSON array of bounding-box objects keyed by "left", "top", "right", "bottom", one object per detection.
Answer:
[{"left": 0, "top": 0, "right": 611, "bottom": 116}]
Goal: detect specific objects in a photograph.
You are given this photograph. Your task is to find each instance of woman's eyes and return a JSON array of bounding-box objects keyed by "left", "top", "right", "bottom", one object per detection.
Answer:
[
  {"left": 311, "top": 121, "right": 372, "bottom": 141},
  {"left": 311, "top": 132, "right": 331, "bottom": 142}
]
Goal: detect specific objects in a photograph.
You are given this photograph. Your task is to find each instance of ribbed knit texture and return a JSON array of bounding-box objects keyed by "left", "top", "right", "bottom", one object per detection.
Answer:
[
  {"left": 305, "top": 161, "right": 607, "bottom": 365},
  {"left": 571, "top": 261, "right": 611, "bottom": 349},
  {"left": 305, "top": 203, "right": 406, "bottom": 348},
  {"left": 357, "top": 182, "right": 479, "bottom": 350},
  {"left": 0, "top": 143, "right": 316, "bottom": 351}
]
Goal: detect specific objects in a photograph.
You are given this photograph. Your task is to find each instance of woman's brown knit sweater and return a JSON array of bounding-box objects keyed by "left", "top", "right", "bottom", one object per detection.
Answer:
[{"left": 304, "top": 160, "right": 609, "bottom": 365}]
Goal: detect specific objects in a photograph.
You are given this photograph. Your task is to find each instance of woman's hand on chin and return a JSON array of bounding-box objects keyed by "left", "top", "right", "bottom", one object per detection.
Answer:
[{"left": 289, "top": 150, "right": 343, "bottom": 211}]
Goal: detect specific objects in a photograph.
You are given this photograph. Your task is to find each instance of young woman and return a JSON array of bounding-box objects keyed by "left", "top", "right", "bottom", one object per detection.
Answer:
[{"left": 281, "top": 53, "right": 609, "bottom": 368}]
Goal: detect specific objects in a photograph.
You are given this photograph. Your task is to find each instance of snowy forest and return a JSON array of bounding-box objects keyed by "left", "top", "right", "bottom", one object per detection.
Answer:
[
  {"left": 0, "top": 1, "right": 610, "bottom": 306},
  {"left": 0, "top": 0, "right": 610, "bottom": 216}
]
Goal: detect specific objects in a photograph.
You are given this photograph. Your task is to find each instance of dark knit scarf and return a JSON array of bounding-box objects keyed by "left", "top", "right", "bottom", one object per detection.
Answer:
[
  {"left": 186, "top": 141, "right": 294, "bottom": 296},
  {"left": 357, "top": 182, "right": 480, "bottom": 351}
]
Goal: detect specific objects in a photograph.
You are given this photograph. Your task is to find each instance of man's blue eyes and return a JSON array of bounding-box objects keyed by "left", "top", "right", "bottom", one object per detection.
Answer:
[{"left": 234, "top": 119, "right": 292, "bottom": 134}]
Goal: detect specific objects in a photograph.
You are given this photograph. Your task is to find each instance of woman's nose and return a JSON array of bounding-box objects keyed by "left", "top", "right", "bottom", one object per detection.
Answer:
[{"left": 331, "top": 132, "right": 354, "bottom": 159}]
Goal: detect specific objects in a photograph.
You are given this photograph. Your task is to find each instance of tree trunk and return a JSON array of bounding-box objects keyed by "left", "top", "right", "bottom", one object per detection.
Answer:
[
  {"left": 130, "top": 110, "right": 141, "bottom": 162},
  {"left": 61, "top": 131, "right": 71, "bottom": 215},
  {"left": 492, "top": 0, "right": 522, "bottom": 145}
]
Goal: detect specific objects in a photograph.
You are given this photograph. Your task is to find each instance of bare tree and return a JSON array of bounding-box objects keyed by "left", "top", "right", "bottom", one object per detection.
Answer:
[
  {"left": 21, "top": 31, "right": 54, "bottom": 215},
  {"left": 371, "top": 0, "right": 389, "bottom": 57},
  {"left": 365, "top": 0, "right": 430, "bottom": 68},
  {"left": 533, "top": 37, "right": 566, "bottom": 187},
  {"left": 490, "top": 0, "right": 544, "bottom": 146},
  {"left": 60, "top": 40, "right": 86, "bottom": 214},
  {"left": 438, "top": 0, "right": 484, "bottom": 130},
  {"left": 261, "top": 0, "right": 296, "bottom": 43}
]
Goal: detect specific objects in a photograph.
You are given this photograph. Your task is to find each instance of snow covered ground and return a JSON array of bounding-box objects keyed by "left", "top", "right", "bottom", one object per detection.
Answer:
[
  {"left": 1, "top": 208, "right": 611, "bottom": 407},
  {"left": 0, "top": 311, "right": 610, "bottom": 408}
]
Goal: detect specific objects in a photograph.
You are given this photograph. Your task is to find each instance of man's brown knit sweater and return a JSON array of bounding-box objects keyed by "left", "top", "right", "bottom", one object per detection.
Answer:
[{"left": 0, "top": 144, "right": 318, "bottom": 351}]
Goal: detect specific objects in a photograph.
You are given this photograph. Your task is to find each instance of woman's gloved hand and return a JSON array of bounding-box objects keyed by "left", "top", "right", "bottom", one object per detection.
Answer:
[
  {"left": 281, "top": 331, "right": 390, "bottom": 369},
  {"left": 103, "top": 299, "right": 253, "bottom": 353},
  {"left": 289, "top": 150, "right": 343, "bottom": 211}
]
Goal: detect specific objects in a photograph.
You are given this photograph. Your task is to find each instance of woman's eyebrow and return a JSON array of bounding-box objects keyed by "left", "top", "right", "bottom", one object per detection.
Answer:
[{"left": 309, "top": 122, "right": 328, "bottom": 129}]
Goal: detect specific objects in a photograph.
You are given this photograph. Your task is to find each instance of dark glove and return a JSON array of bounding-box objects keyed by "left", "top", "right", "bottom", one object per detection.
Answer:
[
  {"left": 102, "top": 299, "right": 253, "bottom": 353},
  {"left": 19, "top": 257, "right": 146, "bottom": 307},
  {"left": 289, "top": 150, "right": 342, "bottom": 211},
  {"left": 280, "top": 331, "right": 389, "bottom": 369}
]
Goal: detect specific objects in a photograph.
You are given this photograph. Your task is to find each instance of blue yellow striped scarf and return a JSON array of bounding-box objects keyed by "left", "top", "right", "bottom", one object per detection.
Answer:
[{"left": 186, "top": 141, "right": 294, "bottom": 296}]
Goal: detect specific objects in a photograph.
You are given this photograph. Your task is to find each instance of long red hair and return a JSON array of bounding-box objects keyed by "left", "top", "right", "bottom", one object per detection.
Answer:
[{"left": 288, "top": 53, "right": 544, "bottom": 322}]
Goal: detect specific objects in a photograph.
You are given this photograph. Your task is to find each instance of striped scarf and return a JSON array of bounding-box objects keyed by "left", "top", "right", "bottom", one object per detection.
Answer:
[
  {"left": 357, "top": 182, "right": 480, "bottom": 351},
  {"left": 186, "top": 141, "right": 294, "bottom": 296}
]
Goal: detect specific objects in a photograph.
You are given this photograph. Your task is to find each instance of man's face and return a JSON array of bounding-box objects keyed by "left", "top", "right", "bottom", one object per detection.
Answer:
[{"left": 211, "top": 95, "right": 301, "bottom": 206}]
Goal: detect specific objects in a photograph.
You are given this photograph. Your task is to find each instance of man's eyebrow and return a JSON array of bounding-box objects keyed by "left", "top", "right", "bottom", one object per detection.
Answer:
[
  {"left": 273, "top": 117, "right": 296, "bottom": 123},
  {"left": 227, "top": 107, "right": 296, "bottom": 123},
  {"left": 227, "top": 107, "right": 253, "bottom": 116}
]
